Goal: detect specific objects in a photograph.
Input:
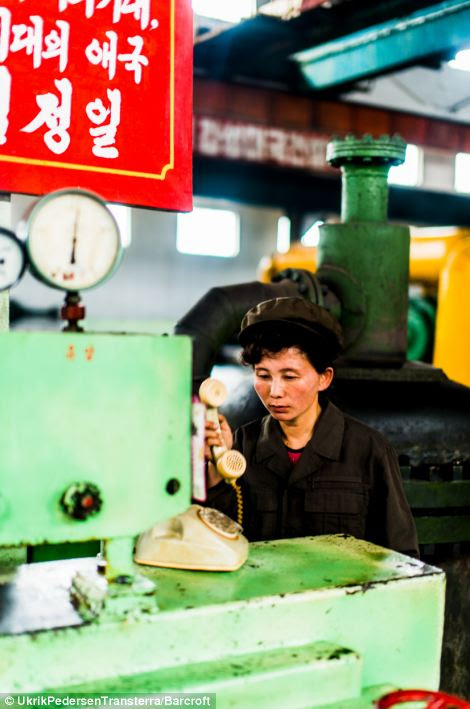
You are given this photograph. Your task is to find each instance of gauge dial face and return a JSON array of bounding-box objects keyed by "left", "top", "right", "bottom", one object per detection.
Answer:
[
  {"left": 26, "top": 190, "right": 122, "bottom": 291},
  {"left": 0, "top": 227, "right": 27, "bottom": 292}
]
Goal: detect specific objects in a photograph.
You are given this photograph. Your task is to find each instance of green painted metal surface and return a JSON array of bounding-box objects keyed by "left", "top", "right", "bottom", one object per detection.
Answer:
[
  {"left": 327, "top": 136, "right": 406, "bottom": 225},
  {"left": 415, "top": 516, "right": 470, "bottom": 544},
  {"left": 317, "top": 136, "right": 410, "bottom": 364},
  {"left": 29, "top": 540, "right": 101, "bottom": 562},
  {"left": 0, "top": 535, "right": 445, "bottom": 701},
  {"left": 0, "top": 331, "right": 191, "bottom": 546},
  {"left": 0, "top": 546, "right": 26, "bottom": 584},
  {"left": 62, "top": 642, "right": 364, "bottom": 707},
  {"left": 404, "top": 480, "right": 470, "bottom": 509},
  {"left": 293, "top": 0, "right": 470, "bottom": 89},
  {"left": 407, "top": 297, "right": 436, "bottom": 362},
  {"left": 403, "top": 478, "right": 470, "bottom": 543}
]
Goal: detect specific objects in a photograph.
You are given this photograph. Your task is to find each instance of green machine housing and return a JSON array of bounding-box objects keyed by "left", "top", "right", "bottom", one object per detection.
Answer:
[
  {"left": 0, "top": 328, "right": 446, "bottom": 706},
  {"left": 0, "top": 331, "right": 192, "bottom": 575}
]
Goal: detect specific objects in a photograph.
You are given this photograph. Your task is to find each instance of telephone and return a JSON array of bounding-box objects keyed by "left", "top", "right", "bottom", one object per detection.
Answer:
[
  {"left": 198, "top": 378, "right": 246, "bottom": 527},
  {"left": 134, "top": 504, "right": 248, "bottom": 571},
  {"left": 134, "top": 379, "right": 248, "bottom": 571}
]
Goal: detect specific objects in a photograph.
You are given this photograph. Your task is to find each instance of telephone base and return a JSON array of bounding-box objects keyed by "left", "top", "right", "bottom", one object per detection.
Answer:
[{"left": 134, "top": 505, "right": 249, "bottom": 572}]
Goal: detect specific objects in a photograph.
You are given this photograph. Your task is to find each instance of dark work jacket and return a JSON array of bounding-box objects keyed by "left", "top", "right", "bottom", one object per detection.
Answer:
[{"left": 207, "top": 401, "right": 419, "bottom": 557}]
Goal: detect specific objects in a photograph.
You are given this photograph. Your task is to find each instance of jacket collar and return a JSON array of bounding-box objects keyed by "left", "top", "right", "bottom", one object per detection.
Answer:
[
  {"left": 254, "top": 415, "right": 290, "bottom": 476},
  {"left": 307, "top": 400, "right": 344, "bottom": 461},
  {"left": 253, "top": 401, "right": 345, "bottom": 480}
]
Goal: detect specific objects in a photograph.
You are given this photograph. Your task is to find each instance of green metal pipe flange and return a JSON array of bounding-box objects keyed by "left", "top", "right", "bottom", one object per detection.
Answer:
[
  {"left": 326, "top": 134, "right": 407, "bottom": 167},
  {"left": 327, "top": 134, "right": 407, "bottom": 224},
  {"left": 317, "top": 133, "right": 410, "bottom": 363}
]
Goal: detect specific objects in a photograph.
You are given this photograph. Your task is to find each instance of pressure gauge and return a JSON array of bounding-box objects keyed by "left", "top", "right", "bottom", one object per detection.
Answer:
[
  {"left": 0, "top": 227, "right": 27, "bottom": 292},
  {"left": 21, "top": 189, "right": 123, "bottom": 291}
]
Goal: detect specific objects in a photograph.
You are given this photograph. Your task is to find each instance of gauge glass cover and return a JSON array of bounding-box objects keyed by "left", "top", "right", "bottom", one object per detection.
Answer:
[
  {"left": 0, "top": 228, "right": 27, "bottom": 292},
  {"left": 26, "top": 190, "right": 122, "bottom": 291}
]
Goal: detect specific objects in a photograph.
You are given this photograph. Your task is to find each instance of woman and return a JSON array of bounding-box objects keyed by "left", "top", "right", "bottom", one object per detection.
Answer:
[{"left": 205, "top": 296, "right": 419, "bottom": 558}]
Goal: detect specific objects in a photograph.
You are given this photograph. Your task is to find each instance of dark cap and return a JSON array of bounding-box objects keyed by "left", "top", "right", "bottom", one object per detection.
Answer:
[{"left": 239, "top": 296, "right": 343, "bottom": 348}]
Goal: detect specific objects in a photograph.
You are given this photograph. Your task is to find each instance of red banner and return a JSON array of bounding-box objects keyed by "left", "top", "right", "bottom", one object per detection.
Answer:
[{"left": 0, "top": 0, "right": 193, "bottom": 211}]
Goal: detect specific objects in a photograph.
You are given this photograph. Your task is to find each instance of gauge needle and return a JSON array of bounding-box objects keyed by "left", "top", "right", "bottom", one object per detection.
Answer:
[{"left": 70, "top": 209, "right": 79, "bottom": 265}]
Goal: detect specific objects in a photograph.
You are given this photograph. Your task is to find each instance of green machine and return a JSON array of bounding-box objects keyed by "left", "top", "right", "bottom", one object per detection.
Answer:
[{"left": 0, "top": 189, "right": 446, "bottom": 707}]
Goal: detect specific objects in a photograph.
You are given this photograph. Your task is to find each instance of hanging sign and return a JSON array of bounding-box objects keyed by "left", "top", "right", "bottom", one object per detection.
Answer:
[
  {"left": 0, "top": 0, "right": 193, "bottom": 211},
  {"left": 194, "top": 115, "right": 334, "bottom": 173}
]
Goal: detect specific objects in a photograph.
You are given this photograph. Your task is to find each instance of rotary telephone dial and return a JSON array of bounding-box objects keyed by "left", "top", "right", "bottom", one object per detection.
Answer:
[{"left": 134, "top": 378, "right": 248, "bottom": 571}]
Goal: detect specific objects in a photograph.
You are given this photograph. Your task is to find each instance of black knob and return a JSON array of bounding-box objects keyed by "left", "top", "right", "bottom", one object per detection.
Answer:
[{"left": 60, "top": 482, "right": 103, "bottom": 520}]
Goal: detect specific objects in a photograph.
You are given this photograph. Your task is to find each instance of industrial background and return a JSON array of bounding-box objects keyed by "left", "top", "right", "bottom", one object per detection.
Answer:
[{"left": 2, "top": 0, "right": 470, "bottom": 705}]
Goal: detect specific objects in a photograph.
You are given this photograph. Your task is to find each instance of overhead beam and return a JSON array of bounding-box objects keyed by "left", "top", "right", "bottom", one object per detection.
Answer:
[
  {"left": 293, "top": 0, "right": 470, "bottom": 89},
  {"left": 193, "top": 155, "right": 470, "bottom": 227},
  {"left": 194, "top": 78, "right": 470, "bottom": 153}
]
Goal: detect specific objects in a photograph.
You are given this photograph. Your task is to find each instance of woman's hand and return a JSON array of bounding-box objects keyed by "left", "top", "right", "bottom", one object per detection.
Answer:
[{"left": 204, "top": 414, "right": 233, "bottom": 487}]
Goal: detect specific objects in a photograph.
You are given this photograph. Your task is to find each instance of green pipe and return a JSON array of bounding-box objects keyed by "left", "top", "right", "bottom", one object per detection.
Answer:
[{"left": 318, "top": 134, "right": 410, "bottom": 364}]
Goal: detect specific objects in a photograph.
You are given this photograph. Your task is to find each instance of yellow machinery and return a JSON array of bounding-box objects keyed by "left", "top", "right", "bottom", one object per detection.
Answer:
[{"left": 258, "top": 227, "right": 470, "bottom": 387}]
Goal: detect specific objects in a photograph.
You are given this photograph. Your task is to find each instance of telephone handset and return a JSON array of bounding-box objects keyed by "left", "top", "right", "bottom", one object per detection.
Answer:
[
  {"left": 199, "top": 378, "right": 246, "bottom": 527},
  {"left": 198, "top": 378, "right": 246, "bottom": 481}
]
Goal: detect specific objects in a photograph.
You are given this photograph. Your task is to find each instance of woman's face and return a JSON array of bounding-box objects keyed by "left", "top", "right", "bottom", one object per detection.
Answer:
[{"left": 253, "top": 347, "right": 333, "bottom": 424}]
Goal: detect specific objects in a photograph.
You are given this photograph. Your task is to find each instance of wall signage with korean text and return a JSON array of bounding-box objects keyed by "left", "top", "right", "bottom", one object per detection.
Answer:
[
  {"left": 0, "top": 0, "right": 193, "bottom": 211},
  {"left": 194, "top": 115, "right": 334, "bottom": 174}
]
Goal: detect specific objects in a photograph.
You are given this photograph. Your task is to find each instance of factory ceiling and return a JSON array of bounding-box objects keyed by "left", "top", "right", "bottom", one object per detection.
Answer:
[{"left": 194, "top": 0, "right": 470, "bottom": 124}]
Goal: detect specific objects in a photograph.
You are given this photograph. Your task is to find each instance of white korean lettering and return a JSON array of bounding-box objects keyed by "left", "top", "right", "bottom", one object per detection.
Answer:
[
  {"left": 58, "top": 0, "right": 156, "bottom": 28},
  {"left": 265, "top": 129, "right": 286, "bottom": 163},
  {"left": 58, "top": 0, "right": 81, "bottom": 9},
  {"left": 1, "top": 15, "right": 69, "bottom": 71},
  {"left": 284, "top": 133, "right": 309, "bottom": 168},
  {"left": 0, "top": 8, "right": 11, "bottom": 63},
  {"left": 113, "top": 0, "right": 150, "bottom": 31},
  {"left": 198, "top": 118, "right": 220, "bottom": 157},
  {"left": 310, "top": 138, "right": 328, "bottom": 168},
  {"left": 86, "top": 88, "right": 121, "bottom": 158},
  {"left": 10, "top": 15, "right": 44, "bottom": 70},
  {"left": 58, "top": 0, "right": 98, "bottom": 19},
  {"left": 21, "top": 78, "right": 72, "bottom": 155},
  {"left": 239, "top": 125, "right": 263, "bottom": 161},
  {"left": 96, "top": 0, "right": 113, "bottom": 10},
  {"left": 0, "top": 66, "right": 11, "bottom": 145},
  {"left": 223, "top": 124, "right": 242, "bottom": 159},
  {"left": 196, "top": 118, "right": 330, "bottom": 171},
  {"left": 118, "top": 35, "right": 148, "bottom": 84},
  {"left": 42, "top": 21, "right": 70, "bottom": 72},
  {"left": 85, "top": 31, "right": 118, "bottom": 80}
]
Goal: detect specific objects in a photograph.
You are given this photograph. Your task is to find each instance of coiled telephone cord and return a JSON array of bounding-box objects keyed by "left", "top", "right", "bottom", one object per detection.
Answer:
[{"left": 229, "top": 479, "right": 243, "bottom": 527}]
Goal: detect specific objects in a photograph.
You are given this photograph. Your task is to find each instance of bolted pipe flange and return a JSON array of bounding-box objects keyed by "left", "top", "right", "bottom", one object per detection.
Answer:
[
  {"left": 326, "top": 133, "right": 406, "bottom": 167},
  {"left": 272, "top": 268, "right": 324, "bottom": 306},
  {"left": 327, "top": 134, "right": 407, "bottom": 224}
]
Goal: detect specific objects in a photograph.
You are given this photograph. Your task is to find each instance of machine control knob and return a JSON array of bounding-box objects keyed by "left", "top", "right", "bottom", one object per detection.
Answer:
[{"left": 60, "top": 482, "right": 103, "bottom": 520}]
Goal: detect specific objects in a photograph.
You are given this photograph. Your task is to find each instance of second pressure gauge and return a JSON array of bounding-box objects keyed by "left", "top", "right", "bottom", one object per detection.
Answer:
[
  {"left": 0, "top": 227, "right": 27, "bottom": 292},
  {"left": 21, "top": 189, "right": 123, "bottom": 291}
]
